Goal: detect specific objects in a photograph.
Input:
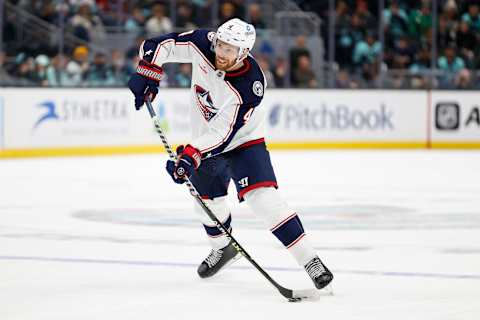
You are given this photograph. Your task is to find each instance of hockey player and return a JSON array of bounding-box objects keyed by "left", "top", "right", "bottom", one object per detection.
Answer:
[{"left": 128, "top": 18, "right": 333, "bottom": 290}]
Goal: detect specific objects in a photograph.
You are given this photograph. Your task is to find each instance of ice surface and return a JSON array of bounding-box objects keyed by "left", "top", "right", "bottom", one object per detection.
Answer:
[{"left": 1, "top": 150, "right": 480, "bottom": 320}]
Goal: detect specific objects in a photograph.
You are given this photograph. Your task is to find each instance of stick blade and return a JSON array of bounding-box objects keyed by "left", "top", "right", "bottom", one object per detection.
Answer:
[
  {"left": 292, "top": 288, "right": 320, "bottom": 301},
  {"left": 292, "top": 285, "right": 334, "bottom": 301}
]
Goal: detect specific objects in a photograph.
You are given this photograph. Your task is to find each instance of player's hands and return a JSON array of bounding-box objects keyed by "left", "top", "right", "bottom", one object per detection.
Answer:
[
  {"left": 166, "top": 145, "right": 202, "bottom": 184},
  {"left": 127, "top": 60, "right": 164, "bottom": 110}
]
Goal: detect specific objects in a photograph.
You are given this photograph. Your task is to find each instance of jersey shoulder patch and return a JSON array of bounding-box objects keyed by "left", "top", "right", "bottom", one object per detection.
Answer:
[{"left": 252, "top": 80, "right": 264, "bottom": 97}]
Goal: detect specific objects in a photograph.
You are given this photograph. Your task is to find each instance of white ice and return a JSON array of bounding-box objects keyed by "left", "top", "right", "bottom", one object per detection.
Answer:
[{"left": 1, "top": 150, "right": 480, "bottom": 320}]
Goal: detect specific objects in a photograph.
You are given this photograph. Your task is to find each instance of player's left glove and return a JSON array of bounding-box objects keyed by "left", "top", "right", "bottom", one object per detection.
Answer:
[
  {"left": 127, "top": 60, "right": 164, "bottom": 110},
  {"left": 166, "top": 145, "right": 202, "bottom": 184}
]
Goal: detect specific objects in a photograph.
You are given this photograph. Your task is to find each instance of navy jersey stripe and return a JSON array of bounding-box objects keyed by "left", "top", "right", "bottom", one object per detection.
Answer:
[{"left": 142, "top": 29, "right": 216, "bottom": 66}]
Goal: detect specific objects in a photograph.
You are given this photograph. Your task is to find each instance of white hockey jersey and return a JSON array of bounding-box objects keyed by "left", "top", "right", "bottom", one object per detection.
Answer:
[{"left": 139, "top": 29, "right": 267, "bottom": 158}]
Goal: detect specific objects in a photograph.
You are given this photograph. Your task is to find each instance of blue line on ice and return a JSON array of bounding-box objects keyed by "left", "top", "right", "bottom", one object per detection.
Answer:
[{"left": 1, "top": 255, "right": 479, "bottom": 280}]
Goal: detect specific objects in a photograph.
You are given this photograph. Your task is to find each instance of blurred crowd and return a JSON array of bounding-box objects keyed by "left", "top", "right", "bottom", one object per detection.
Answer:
[
  {"left": 1, "top": 0, "right": 480, "bottom": 89},
  {"left": 299, "top": 0, "right": 480, "bottom": 89}
]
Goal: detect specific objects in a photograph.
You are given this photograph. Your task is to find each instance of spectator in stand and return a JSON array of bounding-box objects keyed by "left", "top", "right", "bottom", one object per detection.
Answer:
[
  {"left": 38, "top": 0, "right": 59, "bottom": 25},
  {"left": 456, "top": 20, "right": 477, "bottom": 67},
  {"left": 436, "top": 14, "right": 456, "bottom": 52},
  {"left": 12, "top": 53, "right": 36, "bottom": 86},
  {"left": 177, "top": 2, "right": 198, "bottom": 29},
  {"left": 0, "top": 52, "right": 16, "bottom": 85},
  {"left": 443, "top": 0, "right": 459, "bottom": 23},
  {"left": 335, "top": 0, "right": 350, "bottom": 31},
  {"left": 409, "top": 45, "right": 431, "bottom": 73},
  {"left": 188, "top": 0, "right": 213, "bottom": 27},
  {"left": 438, "top": 45, "right": 466, "bottom": 72},
  {"left": 442, "top": 0, "right": 459, "bottom": 32},
  {"left": 352, "top": 32, "right": 381, "bottom": 68},
  {"left": 86, "top": 52, "right": 115, "bottom": 86},
  {"left": 408, "top": 1, "right": 432, "bottom": 41},
  {"left": 33, "top": 54, "right": 50, "bottom": 86},
  {"left": 110, "top": 49, "right": 130, "bottom": 85},
  {"left": 69, "top": 2, "right": 106, "bottom": 42},
  {"left": 175, "top": 63, "right": 192, "bottom": 87},
  {"left": 408, "top": 45, "right": 434, "bottom": 88},
  {"left": 341, "top": 13, "right": 367, "bottom": 67},
  {"left": 219, "top": 2, "right": 237, "bottom": 24},
  {"left": 335, "top": 69, "right": 360, "bottom": 89},
  {"left": 438, "top": 45, "right": 466, "bottom": 87},
  {"left": 126, "top": 53, "right": 141, "bottom": 81},
  {"left": 257, "top": 55, "right": 276, "bottom": 88},
  {"left": 273, "top": 57, "right": 287, "bottom": 88},
  {"left": 145, "top": 2, "right": 173, "bottom": 36},
  {"left": 46, "top": 54, "right": 69, "bottom": 87},
  {"left": 125, "top": 6, "right": 146, "bottom": 34},
  {"left": 335, "top": 1, "right": 354, "bottom": 67},
  {"left": 230, "top": 0, "right": 246, "bottom": 18},
  {"left": 391, "top": 35, "right": 416, "bottom": 69},
  {"left": 289, "top": 35, "right": 311, "bottom": 83},
  {"left": 292, "top": 55, "right": 318, "bottom": 88},
  {"left": 247, "top": 3, "right": 266, "bottom": 29},
  {"left": 126, "top": 35, "right": 146, "bottom": 60},
  {"left": 383, "top": 1, "right": 409, "bottom": 47},
  {"left": 462, "top": 3, "right": 480, "bottom": 32},
  {"left": 355, "top": 0, "right": 376, "bottom": 32},
  {"left": 454, "top": 68, "right": 474, "bottom": 89},
  {"left": 65, "top": 46, "right": 90, "bottom": 86}
]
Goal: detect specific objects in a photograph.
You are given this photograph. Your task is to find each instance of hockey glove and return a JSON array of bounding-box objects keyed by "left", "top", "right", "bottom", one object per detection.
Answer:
[
  {"left": 127, "top": 60, "right": 164, "bottom": 110},
  {"left": 166, "top": 145, "right": 202, "bottom": 184}
]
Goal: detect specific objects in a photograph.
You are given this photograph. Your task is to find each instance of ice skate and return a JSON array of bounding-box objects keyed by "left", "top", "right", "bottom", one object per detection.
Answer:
[
  {"left": 197, "top": 240, "right": 242, "bottom": 278},
  {"left": 304, "top": 257, "right": 333, "bottom": 290}
]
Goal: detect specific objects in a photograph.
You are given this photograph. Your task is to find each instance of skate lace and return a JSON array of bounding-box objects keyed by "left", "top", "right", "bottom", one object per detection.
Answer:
[
  {"left": 305, "top": 257, "right": 326, "bottom": 279},
  {"left": 205, "top": 249, "right": 223, "bottom": 268}
]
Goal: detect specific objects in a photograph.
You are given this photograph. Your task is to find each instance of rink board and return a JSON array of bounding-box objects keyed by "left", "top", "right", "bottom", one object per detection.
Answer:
[{"left": 0, "top": 88, "right": 478, "bottom": 158}]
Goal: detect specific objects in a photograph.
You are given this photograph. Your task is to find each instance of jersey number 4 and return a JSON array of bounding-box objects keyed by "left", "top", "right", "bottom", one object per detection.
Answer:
[{"left": 243, "top": 108, "right": 254, "bottom": 123}]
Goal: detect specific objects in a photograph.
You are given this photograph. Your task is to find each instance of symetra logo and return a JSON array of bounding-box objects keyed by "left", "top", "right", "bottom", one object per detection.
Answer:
[
  {"left": 268, "top": 102, "right": 394, "bottom": 131},
  {"left": 33, "top": 98, "right": 128, "bottom": 130},
  {"left": 34, "top": 101, "right": 59, "bottom": 129}
]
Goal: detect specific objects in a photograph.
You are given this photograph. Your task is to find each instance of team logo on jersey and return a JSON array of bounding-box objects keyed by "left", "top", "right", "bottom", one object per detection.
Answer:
[
  {"left": 252, "top": 81, "right": 263, "bottom": 97},
  {"left": 207, "top": 32, "right": 216, "bottom": 42},
  {"left": 194, "top": 85, "right": 218, "bottom": 121}
]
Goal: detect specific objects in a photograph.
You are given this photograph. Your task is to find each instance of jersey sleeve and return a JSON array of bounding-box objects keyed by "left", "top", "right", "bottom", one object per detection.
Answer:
[{"left": 139, "top": 29, "right": 211, "bottom": 66}]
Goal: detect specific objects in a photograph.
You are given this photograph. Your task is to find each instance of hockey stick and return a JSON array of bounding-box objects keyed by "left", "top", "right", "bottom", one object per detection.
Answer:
[{"left": 144, "top": 98, "right": 318, "bottom": 302}]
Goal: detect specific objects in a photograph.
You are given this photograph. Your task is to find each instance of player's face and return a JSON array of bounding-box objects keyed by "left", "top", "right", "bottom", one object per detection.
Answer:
[{"left": 214, "top": 40, "right": 240, "bottom": 71}]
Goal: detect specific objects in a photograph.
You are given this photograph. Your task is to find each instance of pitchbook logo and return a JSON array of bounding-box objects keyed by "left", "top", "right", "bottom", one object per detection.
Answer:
[{"left": 268, "top": 102, "right": 394, "bottom": 131}]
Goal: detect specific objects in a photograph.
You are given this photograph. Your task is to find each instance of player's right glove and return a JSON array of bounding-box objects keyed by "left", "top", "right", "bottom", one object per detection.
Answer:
[
  {"left": 127, "top": 60, "right": 164, "bottom": 110},
  {"left": 166, "top": 145, "right": 202, "bottom": 184}
]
